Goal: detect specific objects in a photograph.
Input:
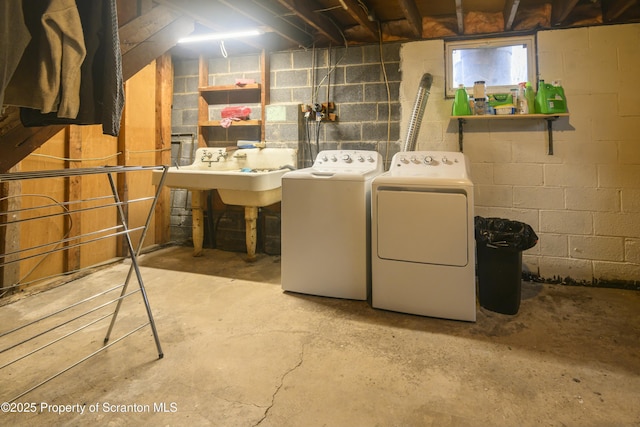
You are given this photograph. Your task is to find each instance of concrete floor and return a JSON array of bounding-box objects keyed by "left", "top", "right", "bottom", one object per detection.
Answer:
[{"left": 1, "top": 244, "right": 639, "bottom": 427}]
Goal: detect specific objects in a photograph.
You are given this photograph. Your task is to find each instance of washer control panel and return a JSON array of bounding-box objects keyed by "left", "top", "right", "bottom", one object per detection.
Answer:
[
  {"left": 389, "top": 151, "right": 469, "bottom": 178},
  {"left": 313, "top": 150, "right": 383, "bottom": 174}
]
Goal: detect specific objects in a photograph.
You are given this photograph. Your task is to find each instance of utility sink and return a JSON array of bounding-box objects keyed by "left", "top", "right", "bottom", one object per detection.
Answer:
[
  {"left": 152, "top": 147, "right": 297, "bottom": 260},
  {"left": 154, "top": 147, "right": 296, "bottom": 199}
]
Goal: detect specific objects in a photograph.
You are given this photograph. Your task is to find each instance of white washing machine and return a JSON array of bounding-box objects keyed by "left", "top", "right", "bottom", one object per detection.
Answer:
[
  {"left": 281, "top": 150, "right": 384, "bottom": 300},
  {"left": 371, "top": 151, "right": 476, "bottom": 321}
]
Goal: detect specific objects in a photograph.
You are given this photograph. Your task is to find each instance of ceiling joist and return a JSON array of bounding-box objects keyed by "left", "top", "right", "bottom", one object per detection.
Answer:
[
  {"left": 455, "top": 0, "right": 465, "bottom": 34},
  {"left": 155, "top": 0, "right": 265, "bottom": 50},
  {"left": 603, "top": 0, "right": 638, "bottom": 21},
  {"left": 551, "top": 0, "right": 581, "bottom": 25},
  {"left": 337, "top": 0, "right": 378, "bottom": 39},
  {"left": 119, "top": 4, "right": 182, "bottom": 55},
  {"left": 503, "top": 0, "right": 522, "bottom": 30},
  {"left": 274, "top": 0, "right": 344, "bottom": 45},
  {"left": 397, "top": 0, "right": 423, "bottom": 38},
  {"left": 218, "top": 0, "right": 313, "bottom": 48}
]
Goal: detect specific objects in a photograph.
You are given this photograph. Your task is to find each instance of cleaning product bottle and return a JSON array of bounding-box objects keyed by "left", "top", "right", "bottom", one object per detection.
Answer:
[
  {"left": 534, "top": 79, "right": 545, "bottom": 114},
  {"left": 518, "top": 82, "right": 527, "bottom": 114},
  {"left": 452, "top": 84, "right": 472, "bottom": 116},
  {"left": 525, "top": 82, "right": 535, "bottom": 114}
]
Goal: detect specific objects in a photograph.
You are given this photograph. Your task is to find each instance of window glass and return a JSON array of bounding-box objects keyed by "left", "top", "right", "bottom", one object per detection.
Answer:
[{"left": 445, "top": 36, "right": 536, "bottom": 97}]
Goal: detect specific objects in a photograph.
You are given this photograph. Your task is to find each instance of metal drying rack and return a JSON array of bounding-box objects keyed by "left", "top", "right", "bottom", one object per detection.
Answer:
[{"left": 0, "top": 165, "right": 168, "bottom": 402}]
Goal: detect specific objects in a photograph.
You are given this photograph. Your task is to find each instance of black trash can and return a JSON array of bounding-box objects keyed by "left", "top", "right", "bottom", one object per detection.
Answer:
[{"left": 474, "top": 217, "right": 538, "bottom": 315}]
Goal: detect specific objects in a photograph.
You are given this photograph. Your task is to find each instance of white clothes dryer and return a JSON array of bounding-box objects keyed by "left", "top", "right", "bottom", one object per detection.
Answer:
[
  {"left": 281, "top": 150, "right": 384, "bottom": 300},
  {"left": 371, "top": 151, "right": 476, "bottom": 321}
]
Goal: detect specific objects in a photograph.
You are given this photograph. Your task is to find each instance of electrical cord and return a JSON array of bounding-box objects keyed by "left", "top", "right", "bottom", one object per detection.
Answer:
[
  {"left": 378, "top": 21, "right": 392, "bottom": 169},
  {"left": 0, "top": 194, "right": 72, "bottom": 297},
  {"left": 220, "top": 40, "right": 228, "bottom": 58},
  {"left": 29, "top": 152, "right": 122, "bottom": 162}
]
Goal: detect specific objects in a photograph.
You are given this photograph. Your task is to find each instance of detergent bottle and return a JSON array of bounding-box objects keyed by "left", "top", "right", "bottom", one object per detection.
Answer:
[
  {"left": 534, "top": 79, "right": 545, "bottom": 114},
  {"left": 535, "top": 79, "right": 568, "bottom": 114},
  {"left": 525, "top": 82, "right": 535, "bottom": 114},
  {"left": 452, "top": 84, "right": 472, "bottom": 116}
]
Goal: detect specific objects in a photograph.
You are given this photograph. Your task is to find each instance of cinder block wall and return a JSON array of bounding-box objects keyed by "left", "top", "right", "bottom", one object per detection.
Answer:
[
  {"left": 400, "top": 24, "right": 640, "bottom": 287},
  {"left": 167, "top": 134, "right": 197, "bottom": 242},
  {"left": 172, "top": 59, "right": 199, "bottom": 136},
  {"left": 267, "top": 43, "right": 403, "bottom": 168},
  {"left": 169, "top": 44, "right": 403, "bottom": 242}
]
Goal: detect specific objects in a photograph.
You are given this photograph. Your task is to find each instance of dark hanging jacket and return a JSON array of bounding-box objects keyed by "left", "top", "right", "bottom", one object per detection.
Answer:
[
  {"left": 4, "top": 0, "right": 86, "bottom": 118},
  {"left": 0, "top": 0, "right": 31, "bottom": 110},
  {"left": 18, "top": 0, "right": 125, "bottom": 136}
]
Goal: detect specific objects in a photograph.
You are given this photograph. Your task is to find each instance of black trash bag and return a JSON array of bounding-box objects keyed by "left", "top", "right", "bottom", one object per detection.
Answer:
[{"left": 474, "top": 216, "right": 538, "bottom": 251}]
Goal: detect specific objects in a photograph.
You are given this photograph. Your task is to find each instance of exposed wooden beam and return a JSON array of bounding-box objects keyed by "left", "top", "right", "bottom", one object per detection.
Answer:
[
  {"left": 455, "top": 0, "right": 465, "bottom": 33},
  {"left": 119, "top": 4, "right": 183, "bottom": 55},
  {"left": 0, "top": 110, "right": 64, "bottom": 173},
  {"left": 118, "top": 0, "right": 153, "bottom": 25},
  {"left": 603, "top": 0, "right": 638, "bottom": 21},
  {"left": 503, "top": 0, "right": 521, "bottom": 30},
  {"left": 155, "top": 0, "right": 265, "bottom": 50},
  {"left": 274, "top": 0, "right": 344, "bottom": 45},
  {"left": 218, "top": 0, "right": 313, "bottom": 48},
  {"left": 552, "top": 0, "right": 581, "bottom": 25},
  {"left": 397, "top": 0, "right": 423, "bottom": 38},
  {"left": 121, "top": 15, "right": 194, "bottom": 81},
  {"left": 338, "top": 0, "right": 378, "bottom": 39}
]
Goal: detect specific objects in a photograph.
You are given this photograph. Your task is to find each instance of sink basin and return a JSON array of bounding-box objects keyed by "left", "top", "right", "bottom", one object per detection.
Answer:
[
  {"left": 153, "top": 147, "right": 297, "bottom": 201},
  {"left": 152, "top": 146, "right": 297, "bottom": 260}
]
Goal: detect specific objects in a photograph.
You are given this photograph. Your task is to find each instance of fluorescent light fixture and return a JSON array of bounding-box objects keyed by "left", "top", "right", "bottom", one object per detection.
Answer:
[{"left": 178, "top": 29, "right": 262, "bottom": 44}]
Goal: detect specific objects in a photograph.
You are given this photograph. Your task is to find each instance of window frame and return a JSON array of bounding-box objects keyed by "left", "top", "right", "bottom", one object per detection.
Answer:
[{"left": 444, "top": 35, "right": 537, "bottom": 98}]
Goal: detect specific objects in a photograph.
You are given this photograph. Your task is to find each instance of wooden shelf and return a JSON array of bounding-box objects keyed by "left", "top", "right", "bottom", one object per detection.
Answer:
[
  {"left": 197, "top": 54, "right": 268, "bottom": 146},
  {"left": 452, "top": 113, "right": 569, "bottom": 120},
  {"left": 199, "top": 84, "right": 262, "bottom": 105},
  {"left": 199, "top": 83, "right": 261, "bottom": 92},
  {"left": 199, "top": 120, "right": 261, "bottom": 127},
  {"left": 451, "top": 113, "right": 570, "bottom": 154}
]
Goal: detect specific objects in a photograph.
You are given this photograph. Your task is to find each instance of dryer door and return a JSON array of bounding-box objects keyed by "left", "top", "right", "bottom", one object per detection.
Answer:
[{"left": 376, "top": 190, "right": 468, "bottom": 266}]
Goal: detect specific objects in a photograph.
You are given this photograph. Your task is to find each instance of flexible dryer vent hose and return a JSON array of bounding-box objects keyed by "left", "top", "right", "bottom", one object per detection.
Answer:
[{"left": 402, "top": 73, "right": 433, "bottom": 152}]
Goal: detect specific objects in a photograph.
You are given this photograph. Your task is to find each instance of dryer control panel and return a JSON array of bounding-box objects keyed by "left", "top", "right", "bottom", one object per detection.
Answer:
[
  {"left": 312, "top": 150, "right": 383, "bottom": 175},
  {"left": 389, "top": 151, "right": 470, "bottom": 179}
]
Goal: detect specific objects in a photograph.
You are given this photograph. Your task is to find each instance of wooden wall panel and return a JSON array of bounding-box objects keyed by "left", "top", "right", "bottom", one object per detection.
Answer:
[
  {"left": 78, "top": 126, "right": 119, "bottom": 269},
  {"left": 5, "top": 60, "right": 159, "bottom": 291},
  {"left": 18, "top": 131, "right": 67, "bottom": 286},
  {"left": 120, "top": 62, "right": 158, "bottom": 253}
]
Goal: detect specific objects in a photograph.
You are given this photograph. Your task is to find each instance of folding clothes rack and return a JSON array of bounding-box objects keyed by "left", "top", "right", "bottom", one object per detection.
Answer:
[{"left": 0, "top": 165, "right": 168, "bottom": 402}]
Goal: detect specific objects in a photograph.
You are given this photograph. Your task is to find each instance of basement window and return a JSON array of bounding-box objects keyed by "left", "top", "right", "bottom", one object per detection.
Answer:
[{"left": 445, "top": 35, "right": 537, "bottom": 97}]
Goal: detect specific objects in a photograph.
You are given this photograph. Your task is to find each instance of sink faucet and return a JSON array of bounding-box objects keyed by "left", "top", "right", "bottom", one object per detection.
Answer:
[{"left": 201, "top": 150, "right": 227, "bottom": 166}]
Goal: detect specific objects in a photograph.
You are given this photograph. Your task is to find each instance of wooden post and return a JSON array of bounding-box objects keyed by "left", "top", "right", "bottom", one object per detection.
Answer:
[
  {"left": 260, "top": 50, "right": 270, "bottom": 142},
  {"left": 155, "top": 54, "right": 173, "bottom": 244},
  {"left": 0, "top": 165, "right": 21, "bottom": 295},
  {"left": 197, "top": 55, "right": 209, "bottom": 148},
  {"left": 191, "top": 190, "right": 205, "bottom": 256},
  {"left": 64, "top": 125, "right": 83, "bottom": 272},
  {"left": 244, "top": 206, "right": 258, "bottom": 262}
]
